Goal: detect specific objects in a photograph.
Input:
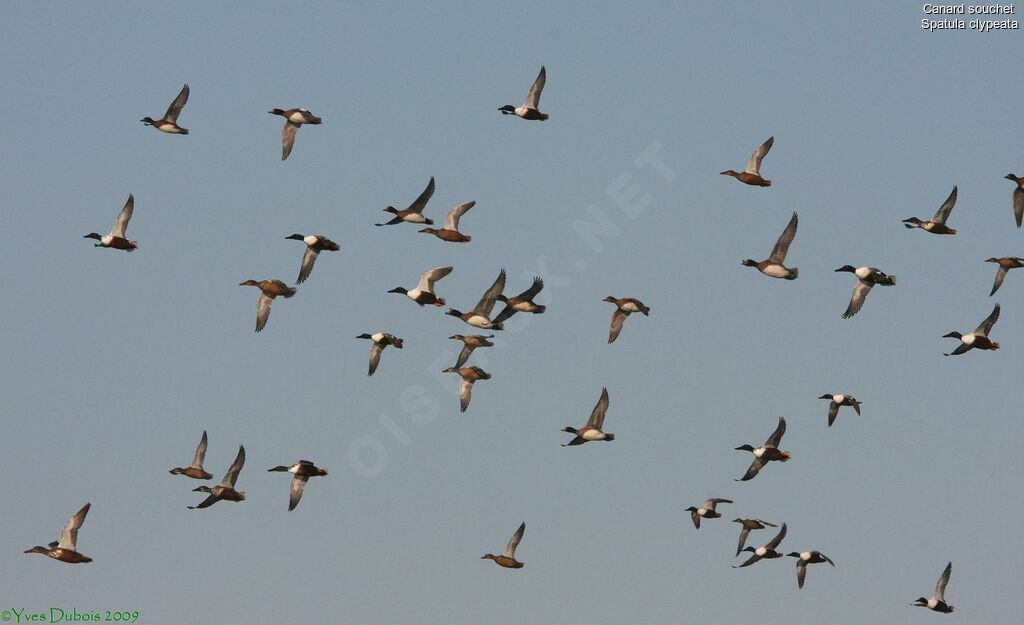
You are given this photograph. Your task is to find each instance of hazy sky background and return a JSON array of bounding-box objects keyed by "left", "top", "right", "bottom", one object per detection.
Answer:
[{"left": 1, "top": 2, "right": 1021, "bottom": 623}]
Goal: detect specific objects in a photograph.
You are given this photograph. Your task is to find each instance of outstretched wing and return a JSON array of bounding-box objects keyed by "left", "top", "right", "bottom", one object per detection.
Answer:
[
  {"left": 765, "top": 417, "right": 787, "bottom": 447},
  {"left": 736, "top": 527, "right": 750, "bottom": 555},
  {"left": 827, "top": 401, "right": 839, "bottom": 427},
  {"left": 796, "top": 560, "right": 808, "bottom": 589},
  {"left": 586, "top": 387, "right": 610, "bottom": 429},
  {"left": 281, "top": 121, "right": 300, "bottom": 161},
  {"left": 1013, "top": 187, "right": 1023, "bottom": 228},
  {"left": 220, "top": 445, "right": 246, "bottom": 488},
  {"left": 842, "top": 280, "right": 874, "bottom": 319},
  {"left": 473, "top": 269, "right": 506, "bottom": 316},
  {"left": 990, "top": 266, "right": 1008, "bottom": 297},
  {"left": 975, "top": 303, "right": 1000, "bottom": 336},
  {"left": 454, "top": 344, "right": 474, "bottom": 369},
  {"left": 368, "top": 343, "right": 384, "bottom": 376},
  {"left": 459, "top": 379, "right": 474, "bottom": 413},
  {"left": 503, "top": 522, "right": 526, "bottom": 558},
  {"left": 111, "top": 194, "right": 134, "bottom": 238},
  {"left": 608, "top": 308, "right": 628, "bottom": 344},
  {"left": 163, "top": 84, "right": 190, "bottom": 123},
  {"left": 444, "top": 201, "right": 475, "bottom": 231},
  {"left": 744, "top": 136, "right": 774, "bottom": 175},
  {"left": 524, "top": 66, "right": 546, "bottom": 109},
  {"left": 517, "top": 277, "right": 544, "bottom": 300},
  {"left": 418, "top": 266, "right": 453, "bottom": 292},
  {"left": 255, "top": 293, "right": 274, "bottom": 332},
  {"left": 191, "top": 430, "right": 209, "bottom": 469},
  {"left": 768, "top": 212, "right": 798, "bottom": 263},
  {"left": 407, "top": 177, "right": 436, "bottom": 214},
  {"left": 932, "top": 186, "right": 958, "bottom": 224},
  {"left": 935, "top": 561, "right": 952, "bottom": 601},
  {"left": 765, "top": 523, "right": 788, "bottom": 549},
  {"left": 57, "top": 503, "right": 90, "bottom": 551},
  {"left": 289, "top": 475, "right": 310, "bottom": 511},
  {"left": 296, "top": 247, "right": 319, "bottom": 284}
]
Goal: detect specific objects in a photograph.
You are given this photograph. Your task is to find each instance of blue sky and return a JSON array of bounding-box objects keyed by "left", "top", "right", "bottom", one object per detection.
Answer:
[{"left": 1, "top": 2, "right": 1021, "bottom": 624}]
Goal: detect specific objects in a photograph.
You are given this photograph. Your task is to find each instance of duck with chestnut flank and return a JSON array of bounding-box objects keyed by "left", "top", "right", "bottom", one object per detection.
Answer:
[
  {"left": 239, "top": 280, "right": 297, "bottom": 332},
  {"left": 818, "top": 394, "right": 861, "bottom": 427},
  {"left": 735, "top": 417, "right": 790, "bottom": 481},
  {"left": 189, "top": 445, "right": 246, "bottom": 509},
  {"left": 442, "top": 366, "right": 491, "bottom": 412},
  {"left": 482, "top": 522, "right": 526, "bottom": 568},
  {"left": 376, "top": 177, "right": 435, "bottom": 226},
  {"left": 943, "top": 303, "right": 1000, "bottom": 356},
  {"left": 419, "top": 201, "right": 475, "bottom": 242},
  {"left": 903, "top": 186, "right": 958, "bottom": 234},
  {"left": 734, "top": 523, "right": 787, "bottom": 568},
  {"left": 24, "top": 503, "right": 93, "bottom": 564},
  {"left": 269, "top": 108, "right": 322, "bottom": 160},
  {"left": 498, "top": 66, "right": 548, "bottom": 120},
  {"left": 835, "top": 265, "right": 896, "bottom": 319},
  {"left": 141, "top": 84, "right": 190, "bottom": 134},
  {"left": 604, "top": 297, "right": 650, "bottom": 343},
  {"left": 84, "top": 194, "right": 138, "bottom": 251},
  {"left": 389, "top": 266, "right": 453, "bottom": 307},
  {"left": 169, "top": 430, "right": 213, "bottom": 480},
  {"left": 285, "top": 234, "right": 339, "bottom": 284},
  {"left": 493, "top": 277, "right": 545, "bottom": 324},
  {"left": 986, "top": 256, "right": 1023, "bottom": 296},
  {"left": 742, "top": 212, "right": 799, "bottom": 279},
  {"left": 720, "top": 137, "right": 773, "bottom": 186},
  {"left": 268, "top": 460, "right": 328, "bottom": 511},
  {"left": 357, "top": 333, "right": 404, "bottom": 376},
  {"left": 562, "top": 387, "right": 615, "bottom": 446},
  {"left": 447, "top": 269, "right": 506, "bottom": 330},
  {"left": 685, "top": 498, "right": 732, "bottom": 529},
  {"left": 449, "top": 334, "right": 494, "bottom": 369}
]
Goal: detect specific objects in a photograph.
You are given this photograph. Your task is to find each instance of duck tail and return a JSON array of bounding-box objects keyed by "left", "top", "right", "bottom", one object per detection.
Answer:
[
  {"left": 533, "top": 305, "right": 547, "bottom": 314},
  {"left": 538, "top": 113, "right": 550, "bottom": 121},
  {"left": 787, "top": 268, "right": 799, "bottom": 280},
  {"left": 433, "top": 298, "right": 446, "bottom": 307},
  {"left": 991, "top": 341, "right": 1000, "bottom": 350},
  {"left": 128, "top": 240, "right": 139, "bottom": 252},
  {"left": 604, "top": 433, "right": 615, "bottom": 441},
  {"left": 491, "top": 322, "right": 505, "bottom": 331},
  {"left": 779, "top": 451, "right": 791, "bottom": 462}
]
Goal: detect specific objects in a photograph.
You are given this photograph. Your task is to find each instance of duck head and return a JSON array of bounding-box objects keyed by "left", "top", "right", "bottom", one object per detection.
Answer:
[
  {"left": 741, "top": 259, "right": 758, "bottom": 267},
  {"left": 382, "top": 206, "right": 399, "bottom": 215},
  {"left": 684, "top": 506, "right": 698, "bottom": 513},
  {"left": 356, "top": 333, "right": 373, "bottom": 340},
  {"left": 1005, "top": 174, "right": 1020, "bottom": 182},
  {"left": 498, "top": 105, "right": 516, "bottom": 115},
  {"left": 445, "top": 309, "right": 464, "bottom": 318},
  {"left": 785, "top": 552, "right": 801, "bottom": 558},
  {"left": 818, "top": 394, "right": 834, "bottom": 400},
  {"left": 720, "top": 169, "right": 740, "bottom": 177},
  {"left": 481, "top": 553, "right": 498, "bottom": 560},
  {"left": 942, "top": 331, "right": 963, "bottom": 339},
  {"left": 734, "top": 444, "right": 756, "bottom": 452},
  {"left": 388, "top": 287, "right": 408, "bottom": 295},
  {"left": 267, "top": 466, "right": 290, "bottom": 472},
  {"left": 985, "top": 257, "right": 1000, "bottom": 263},
  {"left": 913, "top": 598, "right": 929, "bottom": 607},
  {"left": 834, "top": 265, "right": 857, "bottom": 274},
  {"left": 140, "top": 117, "right": 156, "bottom": 125},
  {"left": 602, "top": 296, "right": 618, "bottom": 303},
  {"left": 740, "top": 546, "right": 756, "bottom": 554},
  {"left": 562, "top": 426, "right": 578, "bottom": 434},
  {"left": 192, "top": 486, "right": 213, "bottom": 494},
  {"left": 239, "top": 280, "right": 259, "bottom": 287},
  {"left": 442, "top": 367, "right": 458, "bottom": 374},
  {"left": 24, "top": 546, "right": 49, "bottom": 555},
  {"left": 418, "top": 227, "right": 438, "bottom": 235},
  {"left": 83, "top": 233, "right": 102, "bottom": 241},
  {"left": 449, "top": 334, "right": 465, "bottom": 340},
  {"left": 902, "top": 217, "right": 923, "bottom": 228},
  {"left": 285, "top": 234, "right": 306, "bottom": 241}
]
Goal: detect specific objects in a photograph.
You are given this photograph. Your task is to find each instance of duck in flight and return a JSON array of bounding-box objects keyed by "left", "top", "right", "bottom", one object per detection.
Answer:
[
  {"left": 742, "top": 212, "right": 799, "bottom": 279},
  {"left": 84, "top": 194, "right": 138, "bottom": 251},
  {"left": 419, "top": 201, "right": 475, "bottom": 243},
  {"left": 482, "top": 522, "right": 526, "bottom": 568},
  {"left": 268, "top": 108, "right": 322, "bottom": 160},
  {"left": 943, "top": 303, "right": 1000, "bottom": 356},
  {"left": 562, "top": 387, "right": 615, "bottom": 446},
  {"left": 449, "top": 334, "right": 494, "bottom": 369},
  {"left": 141, "top": 84, "right": 190, "bottom": 134},
  {"left": 734, "top": 523, "right": 787, "bottom": 568},
  {"left": 913, "top": 561, "right": 954, "bottom": 613},
  {"left": 903, "top": 186, "right": 958, "bottom": 235},
  {"left": 1005, "top": 174, "right": 1023, "bottom": 227},
  {"left": 685, "top": 498, "right": 732, "bottom": 529},
  {"left": 189, "top": 445, "right": 246, "bottom": 509},
  {"left": 169, "top": 430, "right": 213, "bottom": 480},
  {"left": 442, "top": 366, "right": 491, "bottom": 412},
  {"left": 24, "top": 503, "right": 93, "bottom": 564},
  {"left": 285, "top": 234, "right": 340, "bottom": 284},
  {"left": 818, "top": 394, "right": 861, "bottom": 427},
  {"left": 499, "top": 66, "right": 548, "bottom": 121},
  {"left": 357, "top": 333, "right": 404, "bottom": 376},
  {"left": 604, "top": 297, "right": 650, "bottom": 344},
  {"left": 447, "top": 269, "right": 506, "bottom": 330},
  {"left": 239, "top": 280, "right": 297, "bottom": 333},
  {"left": 377, "top": 177, "right": 435, "bottom": 226},
  {"left": 735, "top": 417, "right": 790, "bottom": 481},
  {"left": 732, "top": 518, "right": 778, "bottom": 556},
  {"left": 268, "top": 460, "right": 328, "bottom": 511},
  {"left": 835, "top": 265, "right": 896, "bottom": 319},
  {"left": 787, "top": 550, "right": 835, "bottom": 589},
  {"left": 985, "top": 256, "right": 1023, "bottom": 296},
  {"left": 720, "top": 137, "right": 774, "bottom": 186},
  {"left": 493, "top": 277, "right": 546, "bottom": 324},
  {"left": 389, "top": 266, "right": 453, "bottom": 307}
]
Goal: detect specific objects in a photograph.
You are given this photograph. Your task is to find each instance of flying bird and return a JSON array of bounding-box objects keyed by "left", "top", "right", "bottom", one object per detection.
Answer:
[
  {"left": 239, "top": 280, "right": 297, "bottom": 332},
  {"left": 720, "top": 136, "right": 774, "bottom": 186},
  {"left": 943, "top": 303, "right": 1000, "bottom": 356},
  {"left": 285, "top": 234, "right": 340, "bottom": 284},
  {"left": 562, "top": 387, "right": 615, "bottom": 446},
  {"left": 684, "top": 498, "right": 733, "bottom": 529},
  {"left": 267, "top": 460, "right": 328, "bottom": 511},
  {"left": 357, "top": 333, "right": 404, "bottom": 376},
  {"left": 447, "top": 269, "right": 507, "bottom": 330},
  {"left": 903, "top": 186, "right": 958, "bottom": 234},
  {"left": 734, "top": 523, "right": 787, "bottom": 568},
  {"left": 449, "top": 334, "right": 495, "bottom": 369},
  {"left": 482, "top": 522, "right": 526, "bottom": 568},
  {"left": 493, "top": 277, "right": 546, "bottom": 324},
  {"left": 913, "top": 561, "right": 954, "bottom": 613},
  {"left": 498, "top": 66, "right": 548, "bottom": 120},
  {"left": 835, "top": 265, "right": 896, "bottom": 319},
  {"left": 189, "top": 446, "right": 246, "bottom": 509},
  {"left": 442, "top": 366, "right": 491, "bottom": 412},
  {"left": 169, "top": 430, "right": 213, "bottom": 480},
  {"left": 24, "top": 503, "right": 93, "bottom": 564},
  {"left": 141, "top": 84, "right": 190, "bottom": 134},
  {"left": 741, "top": 212, "right": 799, "bottom": 279},
  {"left": 985, "top": 256, "right": 1023, "bottom": 296},
  {"left": 419, "top": 201, "right": 476, "bottom": 242},
  {"left": 735, "top": 417, "right": 790, "bottom": 481},
  {"left": 604, "top": 297, "right": 650, "bottom": 344},
  {"left": 84, "top": 194, "right": 138, "bottom": 251},
  {"left": 269, "top": 108, "right": 322, "bottom": 160},
  {"left": 818, "top": 394, "right": 861, "bottom": 427},
  {"left": 376, "top": 177, "right": 436, "bottom": 226},
  {"left": 389, "top": 266, "right": 453, "bottom": 307},
  {"left": 787, "top": 550, "right": 835, "bottom": 589},
  {"left": 732, "top": 519, "right": 778, "bottom": 556}
]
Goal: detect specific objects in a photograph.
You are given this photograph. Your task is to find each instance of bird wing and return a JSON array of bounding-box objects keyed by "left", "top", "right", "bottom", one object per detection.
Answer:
[
  {"left": 473, "top": 269, "right": 506, "bottom": 316},
  {"left": 796, "top": 560, "right": 807, "bottom": 589},
  {"left": 738, "top": 457, "right": 766, "bottom": 481},
  {"left": 57, "top": 503, "right": 90, "bottom": 551},
  {"left": 518, "top": 276, "right": 544, "bottom": 300},
  {"left": 851, "top": 399, "right": 861, "bottom": 416},
  {"left": 705, "top": 498, "right": 733, "bottom": 509},
  {"left": 562, "top": 436, "right": 587, "bottom": 446},
  {"left": 766, "top": 523, "right": 788, "bottom": 549},
  {"left": 255, "top": 293, "right": 274, "bottom": 332},
  {"left": 842, "top": 280, "right": 874, "bottom": 319},
  {"left": 736, "top": 527, "right": 750, "bottom": 555},
  {"left": 608, "top": 308, "right": 628, "bottom": 343},
  {"left": 296, "top": 247, "right": 320, "bottom": 284},
  {"left": 220, "top": 445, "right": 245, "bottom": 487},
  {"left": 586, "top": 387, "right": 610, "bottom": 429},
  {"left": 524, "top": 66, "right": 546, "bottom": 109},
  {"left": 990, "top": 266, "right": 1008, "bottom": 297},
  {"left": 407, "top": 177, "right": 436, "bottom": 214},
  {"left": 188, "top": 493, "right": 220, "bottom": 509},
  {"left": 944, "top": 342, "right": 973, "bottom": 357},
  {"left": 744, "top": 136, "right": 774, "bottom": 175},
  {"left": 454, "top": 344, "right": 474, "bottom": 369},
  {"left": 765, "top": 417, "right": 787, "bottom": 447},
  {"left": 492, "top": 305, "right": 517, "bottom": 324},
  {"left": 690, "top": 509, "right": 701, "bottom": 529},
  {"left": 163, "top": 84, "right": 190, "bottom": 123},
  {"left": 935, "top": 561, "right": 952, "bottom": 601},
  {"left": 111, "top": 194, "right": 134, "bottom": 238},
  {"left": 443, "top": 201, "right": 475, "bottom": 231},
  {"left": 417, "top": 266, "right": 453, "bottom": 292},
  {"left": 821, "top": 553, "right": 836, "bottom": 566},
  {"left": 768, "top": 212, "right": 798, "bottom": 263},
  {"left": 289, "top": 475, "right": 310, "bottom": 511},
  {"left": 734, "top": 552, "right": 762, "bottom": 568},
  {"left": 368, "top": 343, "right": 384, "bottom": 376},
  {"left": 281, "top": 121, "right": 300, "bottom": 161},
  {"left": 932, "top": 186, "right": 958, "bottom": 224},
  {"left": 503, "top": 522, "right": 526, "bottom": 558},
  {"left": 1014, "top": 187, "right": 1023, "bottom": 228},
  {"left": 828, "top": 401, "right": 839, "bottom": 427},
  {"left": 459, "top": 379, "right": 474, "bottom": 413},
  {"left": 191, "top": 430, "right": 208, "bottom": 469},
  {"left": 975, "top": 303, "right": 1000, "bottom": 336}
]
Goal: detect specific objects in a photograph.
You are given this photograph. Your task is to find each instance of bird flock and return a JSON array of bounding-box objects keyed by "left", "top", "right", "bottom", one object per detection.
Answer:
[{"left": 24, "top": 66, "right": 1024, "bottom": 616}]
